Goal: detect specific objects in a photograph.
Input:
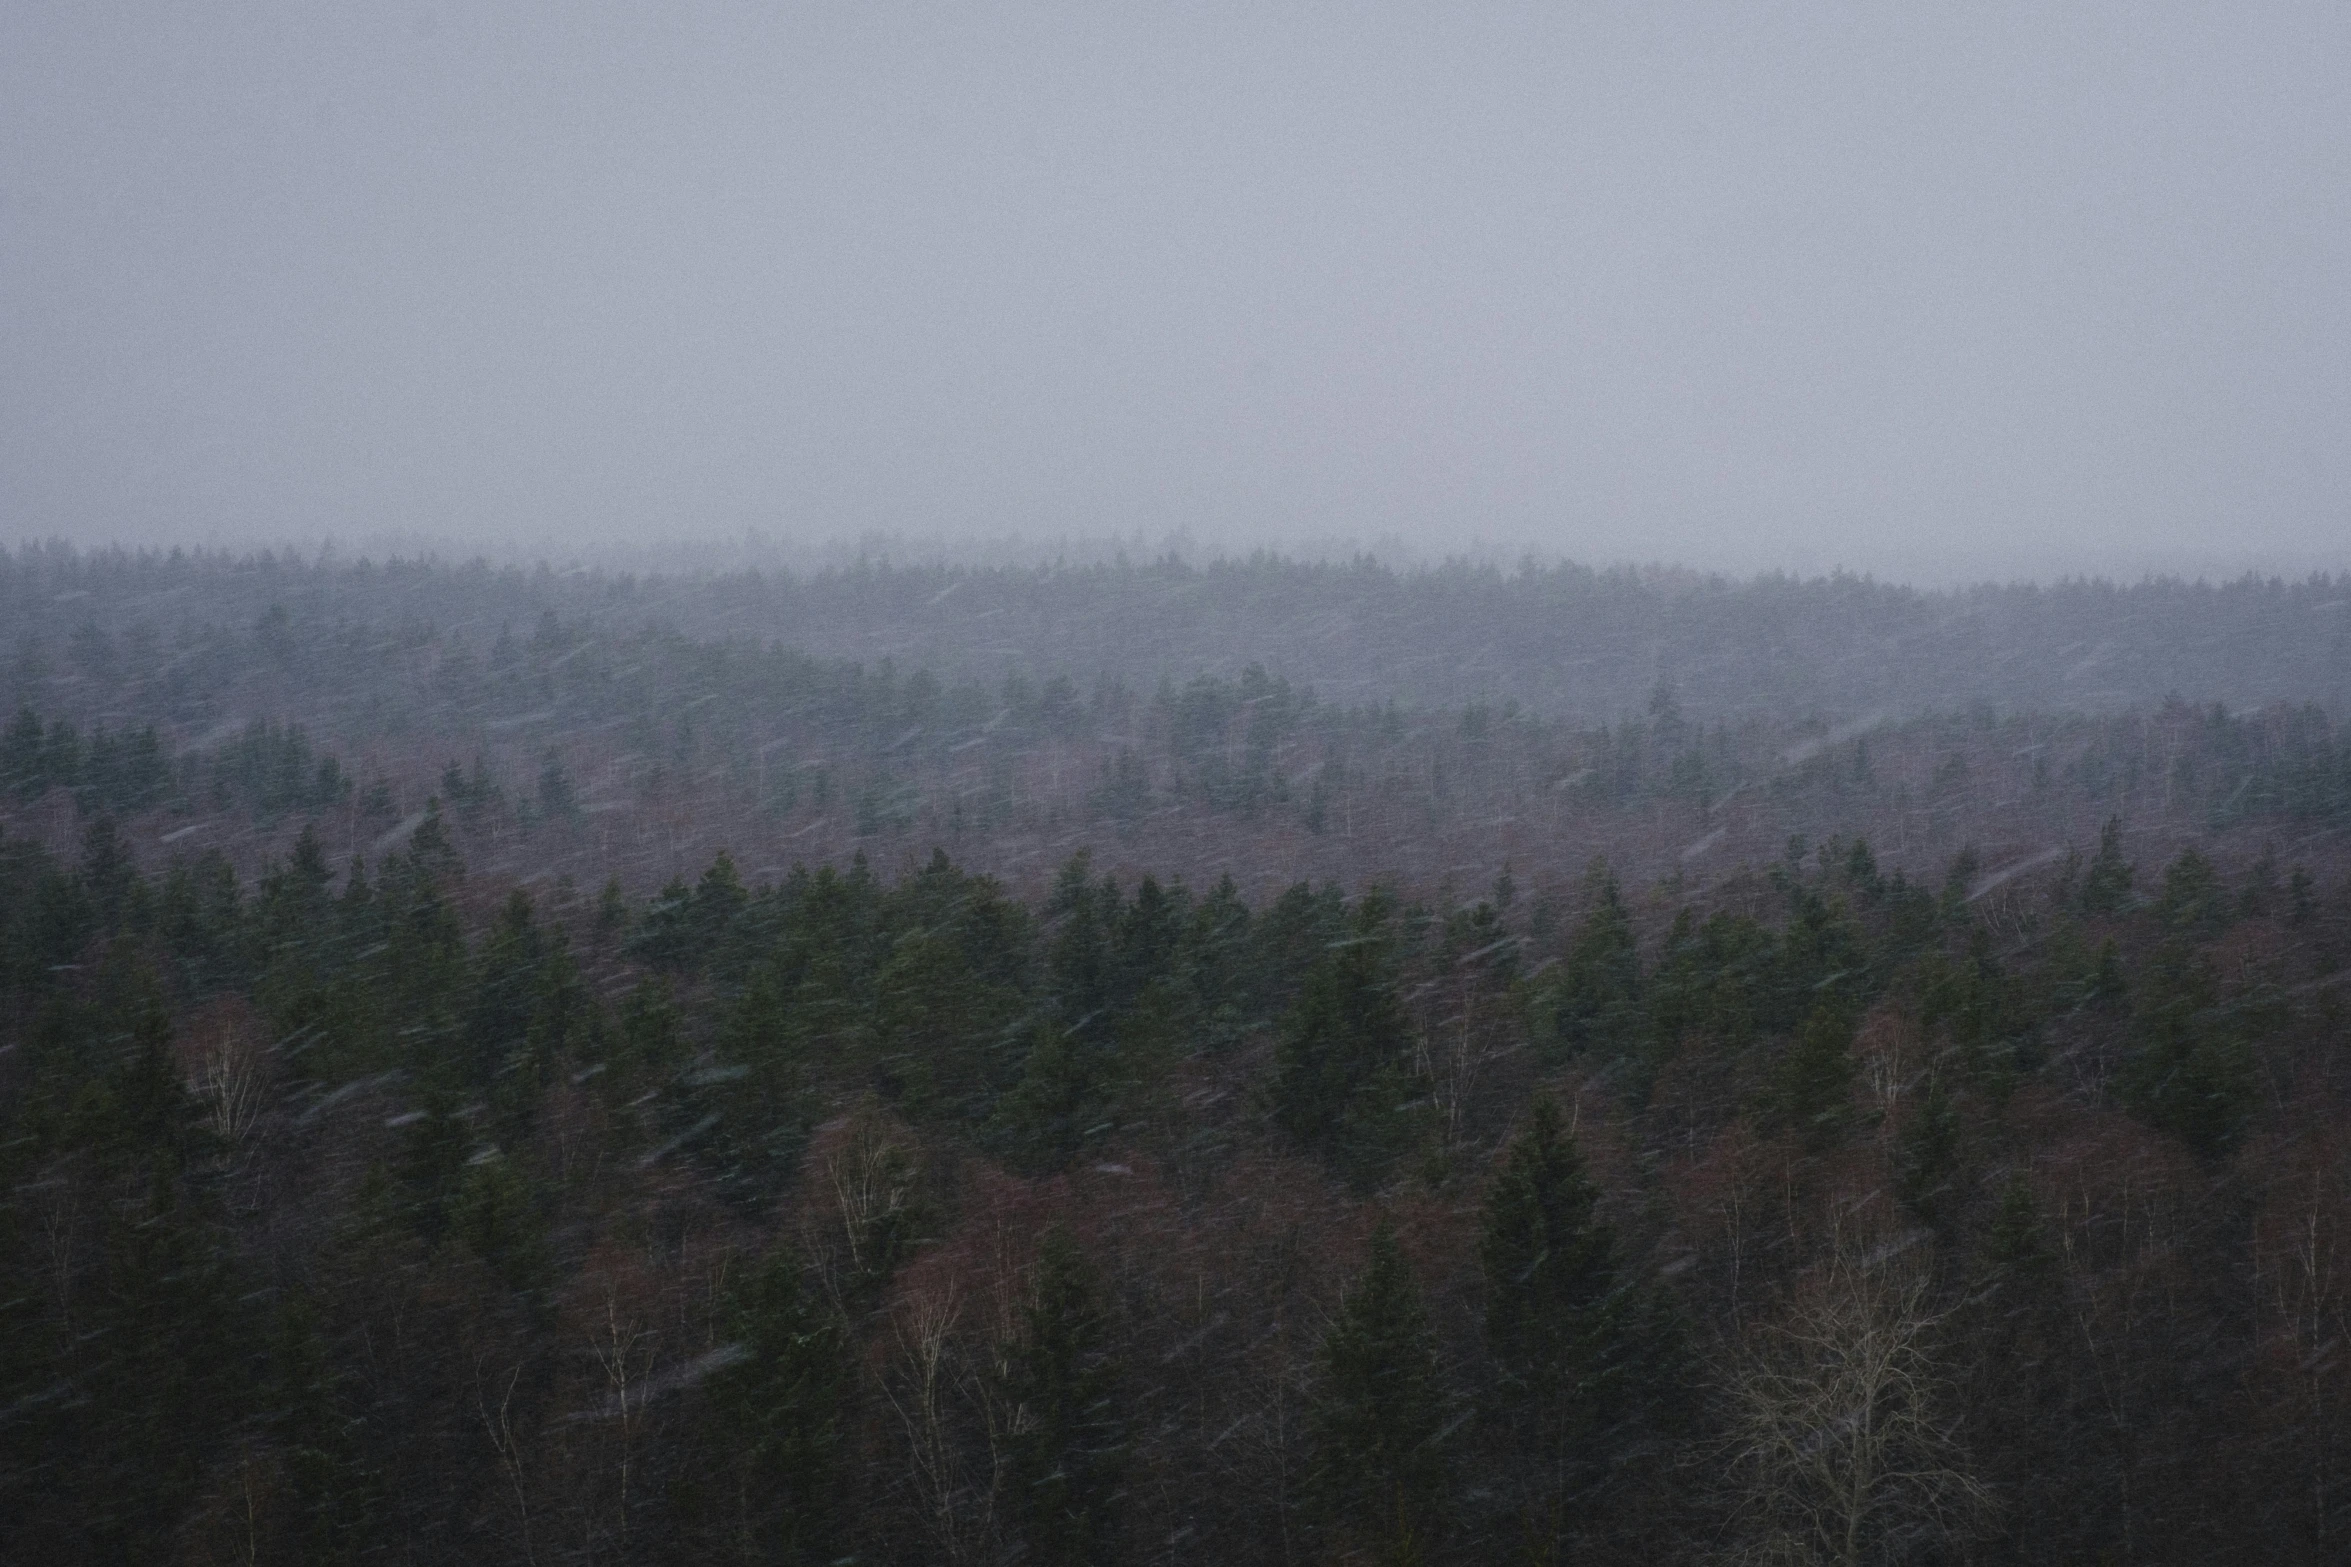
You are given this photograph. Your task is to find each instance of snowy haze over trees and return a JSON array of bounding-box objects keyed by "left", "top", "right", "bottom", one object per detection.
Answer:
[
  {"left": 7, "top": 3, "right": 2351, "bottom": 1562},
  {"left": 4, "top": 544, "right": 2351, "bottom": 1562}
]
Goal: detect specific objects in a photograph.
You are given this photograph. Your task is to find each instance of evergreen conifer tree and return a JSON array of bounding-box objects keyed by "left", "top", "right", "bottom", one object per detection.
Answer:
[
  {"left": 990, "top": 1023, "right": 1114, "bottom": 1173},
  {"left": 702, "top": 963, "right": 814, "bottom": 1198},
  {"left": 2156, "top": 847, "right": 2229, "bottom": 936},
  {"left": 1551, "top": 861, "right": 1642, "bottom": 1061},
  {"left": 1310, "top": 1218, "right": 1448, "bottom": 1560},
  {"left": 2120, "top": 943, "right": 2254, "bottom": 1158},
  {"left": 271, "top": 1294, "right": 375, "bottom": 1563},
  {"left": 1271, "top": 891, "right": 1416, "bottom": 1184},
  {"left": 2080, "top": 816, "right": 2135, "bottom": 915},
  {"left": 1895, "top": 1075, "right": 1963, "bottom": 1225},
  {"left": 1478, "top": 1098, "right": 1659, "bottom": 1548},
  {"left": 998, "top": 1227, "right": 1126, "bottom": 1567},
  {"left": 1772, "top": 999, "right": 1858, "bottom": 1151},
  {"left": 697, "top": 1246, "right": 848, "bottom": 1564}
]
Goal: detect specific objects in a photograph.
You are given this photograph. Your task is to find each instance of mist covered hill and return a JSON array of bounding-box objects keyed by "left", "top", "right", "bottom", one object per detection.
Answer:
[{"left": 7, "top": 544, "right": 2349, "bottom": 721}]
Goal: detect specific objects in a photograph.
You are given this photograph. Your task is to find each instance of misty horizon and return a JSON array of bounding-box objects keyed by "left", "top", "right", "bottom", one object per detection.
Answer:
[
  {"left": 10, "top": 528, "right": 2351, "bottom": 595},
  {"left": 6, "top": 3, "right": 2347, "bottom": 579}
]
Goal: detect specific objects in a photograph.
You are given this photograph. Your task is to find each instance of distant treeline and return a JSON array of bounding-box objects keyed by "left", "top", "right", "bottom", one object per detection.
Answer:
[{"left": 5, "top": 542, "right": 2348, "bottom": 719}]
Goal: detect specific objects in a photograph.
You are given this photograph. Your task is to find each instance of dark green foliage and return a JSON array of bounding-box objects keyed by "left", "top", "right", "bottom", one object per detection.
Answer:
[
  {"left": 403, "top": 795, "right": 464, "bottom": 880},
  {"left": 397, "top": 1088, "right": 472, "bottom": 1246},
  {"left": 1167, "top": 663, "right": 1304, "bottom": 814},
  {"left": 1093, "top": 746, "right": 1151, "bottom": 825},
  {"left": 612, "top": 976, "right": 686, "bottom": 1090},
  {"left": 2156, "top": 847, "right": 2230, "bottom": 937},
  {"left": 1048, "top": 850, "right": 1121, "bottom": 1031},
  {"left": 1940, "top": 844, "right": 1982, "bottom": 922},
  {"left": 1182, "top": 873, "right": 1255, "bottom": 1048},
  {"left": 990, "top": 1023, "right": 1119, "bottom": 1174},
  {"left": 212, "top": 718, "right": 351, "bottom": 815},
  {"left": 595, "top": 874, "right": 631, "bottom": 943},
  {"left": 0, "top": 952, "right": 256, "bottom": 1565},
  {"left": 1649, "top": 870, "right": 1870, "bottom": 1061},
  {"left": 868, "top": 856, "right": 1033, "bottom": 1116},
  {"left": 1438, "top": 894, "right": 1518, "bottom": 993},
  {"left": 268, "top": 1295, "right": 377, "bottom": 1564},
  {"left": 692, "top": 1246, "right": 850, "bottom": 1564},
  {"left": 1647, "top": 906, "right": 1778, "bottom": 1047},
  {"left": 0, "top": 702, "right": 42, "bottom": 791},
  {"left": 1771, "top": 999, "right": 1858, "bottom": 1151},
  {"left": 157, "top": 847, "right": 250, "bottom": 994},
  {"left": 2080, "top": 816, "right": 2135, "bottom": 914},
  {"left": 451, "top": 1153, "right": 552, "bottom": 1296},
  {"left": 1918, "top": 926, "right": 2031, "bottom": 1090},
  {"left": 1311, "top": 1219, "right": 1449, "bottom": 1558},
  {"left": 1477, "top": 1099, "right": 1667, "bottom": 1548},
  {"left": 1, "top": 705, "right": 171, "bottom": 812},
  {"left": 1841, "top": 835, "right": 1885, "bottom": 899},
  {"left": 998, "top": 1228, "right": 1127, "bottom": 1567},
  {"left": 633, "top": 849, "right": 751, "bottom": 975},
  {"left": 1981, "top": 1172, "right": 2055, "bottom": 1287},
  {"left": 0, "top": 651, "right": 2337, "bottom": 1567},
  {"left": 464, "top": 889, "right": 547, "bottom": 1089},
  {"left": 1271, "top": 891, "right": 1419, "bottom": 1185},
  {"left": 2119, "top": 944, "right": 2256, "bottom": 1158},
  {"left": 78, "top": 815, "right": 139, "bottom": 936},
  {"left": 1481, "top": 1100, "right": 1619, "bottom": 1389},
  {"left": 1772, "top": 878, "right": 1870, "bottom": 1017},
  {"left": 1549, "top": 861, "right": 1642, "bottom": 1061},
  {"left": 76, "top": 1168, "right": 255, "bottom": 1557},
  {"left": 1964, "top": 1174, "right": 2080, "bottom": 1556},
  {"left": 1895, "top": 1075, "right": 1964, "bottom": 1224},
  {"left": 439, "top": 752, "right": 502, "bottom": 816},
  {"left": 694, "top": 963, "right": 817, "bottom": 1199},
  {"left": 1246, "top": 878, "right": 1348, "bottom": 1020},
  {"left": 2091, "top": 936, "right": 2128, "bottom": 1003},
  {"left": 1880, "top": 868, "right": 1941, "bottom": 955}
]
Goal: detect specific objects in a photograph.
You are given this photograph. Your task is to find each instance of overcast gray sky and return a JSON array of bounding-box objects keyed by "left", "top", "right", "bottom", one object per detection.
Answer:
[{"left": 2, "top": 2, "right": 2345, "bottom": 579}]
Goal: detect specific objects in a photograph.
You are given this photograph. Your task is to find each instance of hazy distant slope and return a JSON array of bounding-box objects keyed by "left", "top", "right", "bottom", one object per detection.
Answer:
[{"left": 4, "top": 546, "right": 2346, "bottom": 719}]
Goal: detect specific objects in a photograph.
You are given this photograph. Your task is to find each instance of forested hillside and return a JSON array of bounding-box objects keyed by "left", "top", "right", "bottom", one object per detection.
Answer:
[
  {"left": 8, "top": 542, "right": 2350, "bottom": 720},
  {"left": 4, "top": 551, "right": 2351, "bottom": 1565}
]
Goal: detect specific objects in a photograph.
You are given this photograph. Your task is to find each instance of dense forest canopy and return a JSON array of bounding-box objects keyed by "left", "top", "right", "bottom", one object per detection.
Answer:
[{"left": 3, "top": 547, "right": 2350, "bottom": 1565}]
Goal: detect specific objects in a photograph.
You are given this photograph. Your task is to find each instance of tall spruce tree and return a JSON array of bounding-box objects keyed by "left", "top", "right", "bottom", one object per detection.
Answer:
[
  {"left": 1310, "top": 1218, "right": 1449, "bottom": 1561},
  {"left": 1551, "top": 861, "right": 1642, "bottom": 1060},
  {"left": 696, "top": 1245, "right": 849, "bottom": 1564},
  {"left": 1772, "top": 999, "right": 1859, "bottom": 1152},
  {"left": 2155, "top": 847, "right": 2230, "bottom": 936},
  {"left": 2120, "top": 943, "right": 2254, "bottom": 1158},
  {"left": 1271, "top": 891, "right": 1416, "bottom": 1184},
  {"left": 998, "top": 1227, "right": 1126, "bottom": 1567},
  {"left": 1479, "top": 1099, "right": 1652, "bottom": 1550},
  {"left": 2080, "top": 816, "right": 2135, "bottom": 915}
]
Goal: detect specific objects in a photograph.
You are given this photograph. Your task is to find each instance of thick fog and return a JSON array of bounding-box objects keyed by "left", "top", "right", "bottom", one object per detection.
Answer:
[{"left": 3, "top": 2, "right": 2346, "bottom": 580}]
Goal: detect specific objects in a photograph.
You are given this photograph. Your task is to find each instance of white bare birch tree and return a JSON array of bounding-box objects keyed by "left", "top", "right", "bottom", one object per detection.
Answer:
[{"left": 1721, "top": 1241, "right": 1991, "bottom": 1566}]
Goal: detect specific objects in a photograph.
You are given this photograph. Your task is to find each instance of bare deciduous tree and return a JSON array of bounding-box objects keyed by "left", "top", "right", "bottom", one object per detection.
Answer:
[
  {"left": 2252, "top": 1124, "right": 2351, "bottom": 1554},
  {"left": 1721, "top": 1240, "right": 1991, "bottom": 1566},
  {"left": 885, "top": 1281, "right": 1000, "bottom": 1566},
  {"left": 585, "top": 1278, "right": 658, "bottom": 1550},
  {"left": 194, "top": 1020, "right": 267, "bottom": 1149},
  {"left": 476, "top": 1358, "right": 537, "bottom": 1567}
]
